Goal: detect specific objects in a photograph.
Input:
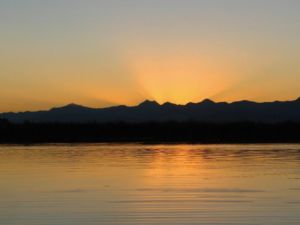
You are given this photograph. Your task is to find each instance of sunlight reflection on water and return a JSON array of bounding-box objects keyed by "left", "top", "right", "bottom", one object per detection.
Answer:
[{"left": 0, "top": 144, "right": 300, "bottom": 225}]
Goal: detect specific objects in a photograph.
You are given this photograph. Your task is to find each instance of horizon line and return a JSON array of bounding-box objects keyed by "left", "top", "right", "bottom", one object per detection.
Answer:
[{"left": 2, "top": 96, "right": 300, "bottom": 114}]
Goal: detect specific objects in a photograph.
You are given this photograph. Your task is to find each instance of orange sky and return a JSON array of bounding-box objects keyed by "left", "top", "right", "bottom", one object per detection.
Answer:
[{"left": 0, "top": 1, "right": 300, "bottom": 112}]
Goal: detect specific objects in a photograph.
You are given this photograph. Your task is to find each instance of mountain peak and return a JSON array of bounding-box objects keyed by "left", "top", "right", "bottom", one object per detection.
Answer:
[
  {"left": 51, "top": 103, "right": 88, "bottom": 111},
  {"left": 65, "top": 103, "right": 82, "bottom": 107},
  {"left": 200, "top": 99, "right": 215, "bottom": 104},
  {"left": 138, "top": 100, "right": 160, "bottom": 108}
]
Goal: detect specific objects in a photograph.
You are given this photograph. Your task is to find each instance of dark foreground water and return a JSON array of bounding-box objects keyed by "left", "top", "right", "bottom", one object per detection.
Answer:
[{"left": 1, "top": 144, "right": 300, "bottom": 225}]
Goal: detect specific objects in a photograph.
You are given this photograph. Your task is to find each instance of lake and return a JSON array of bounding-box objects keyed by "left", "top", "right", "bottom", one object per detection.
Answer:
[{"left": 1, "top": 144, "right": 300, "bottom": 225}]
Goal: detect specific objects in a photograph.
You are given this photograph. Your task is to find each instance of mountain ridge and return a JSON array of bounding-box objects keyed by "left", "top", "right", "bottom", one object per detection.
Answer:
[{"left": 1, "top": 97, "right": 300, "bottom": 123}]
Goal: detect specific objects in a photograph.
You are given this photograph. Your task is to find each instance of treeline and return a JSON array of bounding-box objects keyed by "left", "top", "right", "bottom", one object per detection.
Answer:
[{"left": 1, "top": 119, "right": 300, "bottom": 143}]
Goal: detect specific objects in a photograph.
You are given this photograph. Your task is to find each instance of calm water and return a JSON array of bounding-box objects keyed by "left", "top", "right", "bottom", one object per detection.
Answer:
[{"left": 1, "top": 144, "right": 300, "bottom": 225}]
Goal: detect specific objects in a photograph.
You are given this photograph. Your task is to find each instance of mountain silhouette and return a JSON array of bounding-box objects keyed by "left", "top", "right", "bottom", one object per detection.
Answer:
[{"left": 1, "top": 98, "right": 300, "bottom": 123}]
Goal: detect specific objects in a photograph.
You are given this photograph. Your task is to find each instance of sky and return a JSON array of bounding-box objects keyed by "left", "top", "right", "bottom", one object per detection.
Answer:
[{"left": 0, "top": 0, "right": 300, "bottom": 112}]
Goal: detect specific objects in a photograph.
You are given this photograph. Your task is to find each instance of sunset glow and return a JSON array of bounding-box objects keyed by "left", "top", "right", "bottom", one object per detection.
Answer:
[{"left": 1, "top": 0, "right": 300, "bottom": 112}]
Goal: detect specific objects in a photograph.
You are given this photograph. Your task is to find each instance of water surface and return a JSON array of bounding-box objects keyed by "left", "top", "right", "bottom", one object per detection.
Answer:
[{"left": 1, "top": 144, "right": 300, "bottom": 225}]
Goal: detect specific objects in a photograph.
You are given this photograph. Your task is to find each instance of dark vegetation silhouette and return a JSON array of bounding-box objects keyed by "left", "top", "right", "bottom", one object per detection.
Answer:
[
  {"left": 1, "top": 98, "right": 300, "bottom": 143},
  {"left": 1, "top": 119, "right": 300, "bottom": 143}
]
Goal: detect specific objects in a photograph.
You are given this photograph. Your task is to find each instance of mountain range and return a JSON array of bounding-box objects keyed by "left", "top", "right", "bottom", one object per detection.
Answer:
[{"left": 1, "top": 98, "right": 300, "bottom": 123}]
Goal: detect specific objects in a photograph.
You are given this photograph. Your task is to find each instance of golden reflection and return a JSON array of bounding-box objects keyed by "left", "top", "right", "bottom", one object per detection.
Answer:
[{"left": 1, "top": 144, "right": 300, "bottom": 225}]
